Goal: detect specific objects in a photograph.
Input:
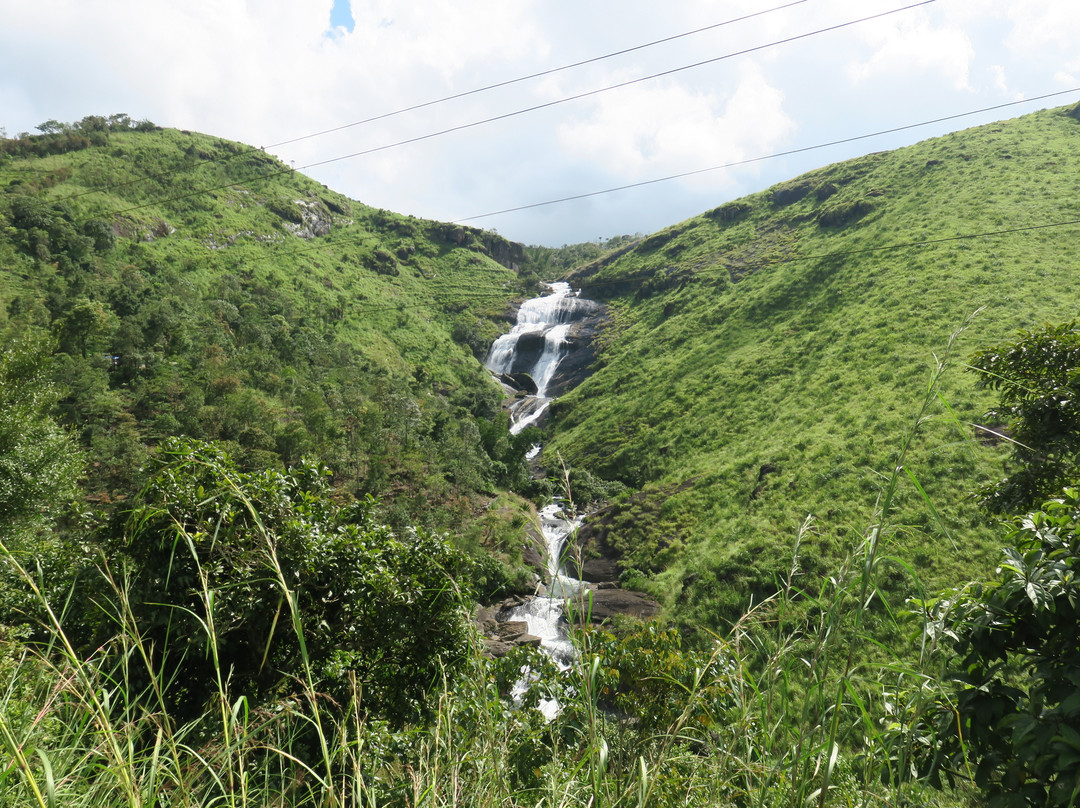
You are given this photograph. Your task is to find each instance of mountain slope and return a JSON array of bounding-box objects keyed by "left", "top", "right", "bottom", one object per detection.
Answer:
[
  {"left": 0, "top": 120, "right": 539, "bottom": 570},
  {"left": 550, "top": 104, "right": 1080, "bottom": 629}
]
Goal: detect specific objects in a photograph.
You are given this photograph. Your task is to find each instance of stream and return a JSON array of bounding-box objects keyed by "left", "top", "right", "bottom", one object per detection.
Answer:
[{"left": 484, "top": 282, "right": 599, "bottom": 715}]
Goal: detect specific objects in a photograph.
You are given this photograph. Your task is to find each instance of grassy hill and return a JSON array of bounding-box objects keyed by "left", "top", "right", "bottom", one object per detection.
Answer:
[
  {"left": 0, "top": 119, "right": 544, "bottom": 581},
  {"left": 4, "top": 108, "right": 1080, "bottom": 808},
  {"left": 546, "top": 103, "right": 1080, "bottom": 631}
]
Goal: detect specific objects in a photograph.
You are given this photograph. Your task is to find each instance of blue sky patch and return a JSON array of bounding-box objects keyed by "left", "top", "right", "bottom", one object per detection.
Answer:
[{"left": 327, "top": 0, "right": 354, "bottom": 35}]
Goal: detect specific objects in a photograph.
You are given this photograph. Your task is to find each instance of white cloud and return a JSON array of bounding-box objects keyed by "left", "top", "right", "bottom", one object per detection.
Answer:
[
  {"left": 556, "top": 63, "right": 794, "bottom": 189},
  {"left": 2, "top": 0, "right": 1079, "bottom": 244},
  {"left": 846, "top": 16, "right": 974, "bottom": 91},
  {"left": 999, "top": 0, "right": 1080, "bottom": 54}
]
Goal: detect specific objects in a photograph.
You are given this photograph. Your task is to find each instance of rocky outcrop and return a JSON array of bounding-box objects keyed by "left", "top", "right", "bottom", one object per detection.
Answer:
[
  {"left": 473, "top": 583, "right": 659, "bottom": 657},
  {"left": 427, "top": 223, "right": 525, "bottom": 270},
  {"left": 567, "top": 587, "right": 660, "bottom": 623},
  {"left": 544, "top": 308, "right": 607, "bottom": 397},
  {"left": 499, "top": 372, "right": 538, "bottom": 395},
  {"left": 474, "top": 600, "right": 544, "bottom": 658}
]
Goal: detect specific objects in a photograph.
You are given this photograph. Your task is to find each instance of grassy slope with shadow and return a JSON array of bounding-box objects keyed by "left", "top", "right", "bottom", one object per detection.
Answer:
[{"left": 547, "top": 104, "right": 1080, "bottom": 634}]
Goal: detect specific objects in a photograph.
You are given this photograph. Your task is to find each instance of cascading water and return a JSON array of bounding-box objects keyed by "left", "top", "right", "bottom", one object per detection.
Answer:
[
  {"left": 506, "top": 503, "right": 582, "bottom": 720},
  {"left": 507, "top": 503, "right": 583, "bottom": 666},
  {"left": 485, "top": 281, "right": 601, "bottom": 717},
  {"left": 485, "top": 282, "right": 599, "bottom": 435}
]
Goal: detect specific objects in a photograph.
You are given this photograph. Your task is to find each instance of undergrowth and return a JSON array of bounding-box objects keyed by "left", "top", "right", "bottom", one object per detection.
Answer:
[{"left": 0, "top": 328, "right": 983, "bottom": 807}]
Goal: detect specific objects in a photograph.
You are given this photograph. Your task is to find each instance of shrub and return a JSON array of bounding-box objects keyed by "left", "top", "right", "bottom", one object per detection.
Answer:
[{"left": 112, "top": 438, "right": 473, "bottom": 724}]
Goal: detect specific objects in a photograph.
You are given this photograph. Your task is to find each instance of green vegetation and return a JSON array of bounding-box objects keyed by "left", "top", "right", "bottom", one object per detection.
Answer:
[
  {"left": 550, "top": 104, "right": 1080, "bottom": 634},
  {"left": 917, "top": 490, "right": 1080, "bottom": 807},
  {"left": 969, "top": 322, "right": 1080, "bottom": 513},
  {"left": 2, "top": 106, "right": 1080, "bottom": 806},
  {"left": 0, "top": 338, "right": 82, "bottom": 544},
  {"left": 0, "top": 118, "right": 544, "bottom": 570}
]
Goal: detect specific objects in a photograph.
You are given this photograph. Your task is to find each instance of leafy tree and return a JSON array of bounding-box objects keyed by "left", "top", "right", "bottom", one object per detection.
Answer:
[
  {"left": 920, "top": 490, "right": 1080, "bottom": 807},
  {"left": 970, "top": 322, "right": 1080, "bottom": 513},
  {"left": 56, "top": 297, "right": 115, "bottom": 358},
  {"left": 113, "top": 439, "right": 474, "bottom": 724},
  {"left": 585, "top": 622, "right": 733, "bottom": 734},
  {"left": 0, "top": 337, "right": 83, "bottom": 543}
]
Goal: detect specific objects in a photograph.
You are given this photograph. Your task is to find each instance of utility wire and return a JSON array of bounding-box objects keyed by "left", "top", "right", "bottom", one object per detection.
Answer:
[
  {"left": 265, "top": 87, "right": 1079, "bottom": 262},
  {"left": 53, "top": 0, "right": 808, "bottom": 203},
  {"left": 267, "top": 0, "right": 811, "bottom": 149},
  {"left": 99, "top": 0, "right": 934, "bottom": 221},
  {"left": 298, "top": 0, "right": 934, "bottom": 172},
  {"left": 451, "top": 87, "right": 1080, "bottom": 224}
]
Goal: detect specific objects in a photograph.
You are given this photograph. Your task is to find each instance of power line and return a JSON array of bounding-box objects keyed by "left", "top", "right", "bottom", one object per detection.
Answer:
[
  {"left": 97, "top": 0, "right": 934, "bottom": 222},
  {"left": 52, "top": 0, "right": 808, "bottom": 204},
  {"left": 264, "top": 88, "right": 1079, "bottom": 263},
  {"left": 266, "top": 0, "right": 811, "bottom": 149},
  {"left": 297, "top": 0, "right": 935, "bottom": 173},
  {"left": 451, "top": 87, "right": 1080, "bottom": 224}
]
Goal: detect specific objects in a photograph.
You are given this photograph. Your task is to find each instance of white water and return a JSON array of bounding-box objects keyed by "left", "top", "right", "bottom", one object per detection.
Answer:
[
  {"left": 507, "top": 503, "right": 583, "bottom": 719},
  {"left": 484, "top": 282, "right": 598, "bottom": 434},
  {"left": 487, "top": 282, "right": 601, "bottom": 718},
  {"left": 508, "top": 503, "right": 583, "bottom": 665}
]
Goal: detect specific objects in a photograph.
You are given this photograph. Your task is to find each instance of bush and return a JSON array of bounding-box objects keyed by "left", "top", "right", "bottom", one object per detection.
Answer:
[
  {"left": 111, "top": 438, "right": 473, "bottom": 724},
  {"left": 918, "top": 489, "right": 1080, "bottom": 806}
]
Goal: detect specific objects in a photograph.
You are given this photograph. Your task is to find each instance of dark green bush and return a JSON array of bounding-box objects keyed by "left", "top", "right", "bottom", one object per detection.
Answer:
[{"left": 114, "top": 438, "right": 473, "bottom": 724}]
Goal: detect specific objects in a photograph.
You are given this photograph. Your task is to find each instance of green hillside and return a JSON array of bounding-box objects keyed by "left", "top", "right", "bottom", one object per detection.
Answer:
[
  {"left": 0, "top": 119, "right": 543, "bottom": 555},
  {"left": 547, "top": 103, "right": 1080, "bottom": 630},
  {"left": 4, "top": 108, "right": 1080, "bottom": 808}
]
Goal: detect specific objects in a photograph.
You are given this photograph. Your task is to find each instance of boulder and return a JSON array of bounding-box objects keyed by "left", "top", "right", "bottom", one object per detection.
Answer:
[
  {"left": 567, "top": 588, "right": 660, "bottom": 623},
  {"left": 513, "top": 633, "right": 543, "bottom": 648},
  {"left": 580, "top": 556, "right": 620, "bottom": 582},
  {"left": 496, "top": 620, "right": 530, "bottom": 641},
  {"left": 484, "top": 638, "right": 514, "bottom": 658},
  {"left": 522, "top": 543, "right": 546, "bottom": 576}
]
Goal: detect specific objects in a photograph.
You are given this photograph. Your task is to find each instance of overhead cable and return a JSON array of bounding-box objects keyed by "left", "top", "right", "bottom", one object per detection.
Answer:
[
  {"left": 451, "top": 87, "right": 1080, "bottom": 224},
  {"left": 263, "top": 87, "right": 1080, "bottom": 263},
  {"left": 54, "top": 0, "right": 809, "bottom": 203},
  {"left": 100, "top": 0, "right": 935, "bottom": 221}
]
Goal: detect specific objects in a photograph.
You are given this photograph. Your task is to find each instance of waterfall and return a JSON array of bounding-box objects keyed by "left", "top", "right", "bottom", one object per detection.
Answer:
[
  {"left": 507, "top": 503, "right": 583, "bottom": 666},
  {"left": 506, "top": 503, "right": 583, "bottom": 719},
  {"left": 485, "top": 281, "right": 602, "bottom": 718},
  {"left": 484, "top": 282, "right": 599, "bottom": 434}
]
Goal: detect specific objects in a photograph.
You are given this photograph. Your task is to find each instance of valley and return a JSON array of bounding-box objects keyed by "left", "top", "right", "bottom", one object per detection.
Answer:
[{"left": 2, "top": 103, "right": 1080, "bottom": 807}]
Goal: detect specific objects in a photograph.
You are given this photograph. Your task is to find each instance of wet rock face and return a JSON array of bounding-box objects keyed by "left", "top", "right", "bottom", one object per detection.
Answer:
[
  {"left": 570, "top": 588, "right": 660, "bottom": 622},
  {"left": 504, "top": 331, "right": 548, "bottom": 375},
  {"left": 545, "top": 313, "right": 606, "bottom": 397},
  {"left": 474, "top": 599, "right": 547, "bottom": 658}
]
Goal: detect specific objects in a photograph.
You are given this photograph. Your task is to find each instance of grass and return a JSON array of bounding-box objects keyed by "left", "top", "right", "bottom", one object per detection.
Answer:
[
  {"left": 3, "top": 107, "right": 1069, "bottom": 807},
  {"left": 0, "top": 338, "right": 984, "bottom": 807},
  {"left": 548, "top": 104, "right": 1080, "bottom": 634},
  {"left": 0, "top": 123, "right": 543, "bottom": 546}
]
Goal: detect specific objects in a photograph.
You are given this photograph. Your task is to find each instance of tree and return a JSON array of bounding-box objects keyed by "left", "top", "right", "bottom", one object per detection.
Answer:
[
  {"left": 908, "top": 322, "right": 1080, "bottom": 806},
  {"left": 56, "top": 297, "right": 115, "bottom": 358},
  {"left": 0, "top": 337, "right": 82, "bottom": 543},
  {"left": 921, "top": 490, "right": 1080, "bottom": 807},
  {"left": 970, "top": 322, "right": 1080, "bottom": 513},
  {"left": 113, "top": 439, "right": 474, "bottom": 724}
]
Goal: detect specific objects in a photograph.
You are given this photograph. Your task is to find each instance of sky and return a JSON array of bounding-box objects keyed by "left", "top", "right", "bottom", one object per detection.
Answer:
[{"left": 2, "top": 0, "right": 1079, "bottom": 246}]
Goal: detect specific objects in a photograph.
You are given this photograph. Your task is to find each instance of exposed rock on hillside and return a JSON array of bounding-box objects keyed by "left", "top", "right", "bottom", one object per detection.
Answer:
[{"left": 545, "top": 306, "right": 608, "bottom": 397}]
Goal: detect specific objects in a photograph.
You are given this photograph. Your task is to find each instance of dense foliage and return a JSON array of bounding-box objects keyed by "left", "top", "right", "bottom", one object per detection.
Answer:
[
  {"left": 921, "top": 490, "right": 1080, "bottom": 807},
  {"left": 548, "top": 104, "right": 1080, "bottom": 632},
  {"left": 109, "top": 439, "right": 474, "bottom": 724},
  {"left": 0, "top": 337, "right": 82, "bottom": 543},
  {"left": 0, "top": 119, "right": 544, "bottom": 566},
  {"left": 970, "top": 322, "right": 1080, "bottom": 513}
]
